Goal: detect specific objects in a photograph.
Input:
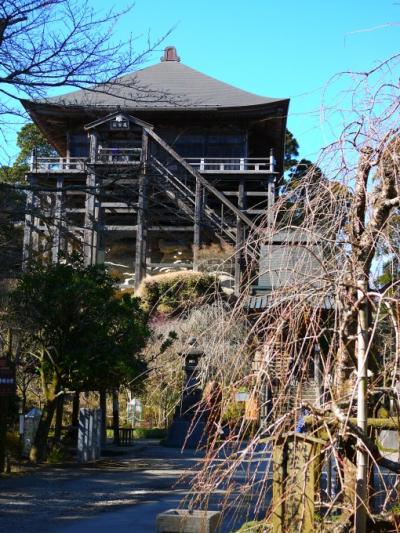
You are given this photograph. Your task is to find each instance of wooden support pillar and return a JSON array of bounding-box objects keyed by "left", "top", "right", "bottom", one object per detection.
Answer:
[
  {"left": 22, "top": 176, "right": 39, "bottom": 268},
  {"left": 99, "top": 389, "right": 107, "bottom": 447},
  {"left": 95, "top": 177, "right": 105, "bottom": 264},
  {"left": 234, "top": 179, "right": 246, "bottom": 296},
  {"left": 83, "top": 171, "right": 97, "bottom": 265},
  {"left": 267, "top": 174, "right": 275, "bottom": 226},
  {"left": 22, "top": 177, "right": 34, "bottom": 268},
  {"left": 193, "top": 178, "right": 203, "bottom": 271},
  {"left": 135, "top": 130, "right": 149, "bottom": 290},
  {"left": 51, "top": 175, "right": 65, "bottom": 264},
  {"left": 84, "top": 132, "right": 98, "bottom": 265},
  {"left": 54, "top": 394, "right": 64, "bottom": 444}
]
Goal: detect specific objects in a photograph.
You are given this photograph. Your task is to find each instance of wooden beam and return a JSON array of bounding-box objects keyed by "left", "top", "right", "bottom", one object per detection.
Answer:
[
  {"left": 22, "top": 176, "right": 37, "bottom": 268},
  {"left": 222, "top": 191, "right": 269, "bottom": 197},
  {"left": 193, "top": 179, "right": 202, "bottom": 271},
  {"left": 83, "top": 131, "right": 98, "bottom": 265},
  {"left": 95, "top": 178, "right": 105, "bottom": 264},
  {"left": 134, "top": 130, "right": 149, "bottom": 290},
  {"left": 83, "top": 172, "right": 96, "bottom": 265},
  {"left": 51, "top": 175, "right": 65, "bottom": 264},
  {"left": 267, "top": 175, "right": 275, "bottom": 225},
  {"left": 234, "top": 179, "right": 246, "bottom": 296}
]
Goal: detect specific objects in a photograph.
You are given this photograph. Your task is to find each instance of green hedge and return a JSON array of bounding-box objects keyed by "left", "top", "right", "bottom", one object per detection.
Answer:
[
  {"left": 138, "top": 271, "right": 221, "bottom": 314},
  {"left": 132, "top": 428, "right": 166, "bottom": 439}
]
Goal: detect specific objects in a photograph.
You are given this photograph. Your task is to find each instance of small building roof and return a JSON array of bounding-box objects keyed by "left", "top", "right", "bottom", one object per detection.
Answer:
[{"left": 42, "top": 47, "right": 287, "bottom": 110}]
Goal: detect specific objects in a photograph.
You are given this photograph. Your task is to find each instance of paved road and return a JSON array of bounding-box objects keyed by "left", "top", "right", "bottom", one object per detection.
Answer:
[{"left": 0, "top": 441, "right": 272, "bottom": 533}]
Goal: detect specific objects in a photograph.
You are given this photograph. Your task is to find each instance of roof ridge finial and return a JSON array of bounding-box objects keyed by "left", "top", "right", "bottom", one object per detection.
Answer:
[{"left": 161, "top": 46, "right": 180, "bottom": 62}]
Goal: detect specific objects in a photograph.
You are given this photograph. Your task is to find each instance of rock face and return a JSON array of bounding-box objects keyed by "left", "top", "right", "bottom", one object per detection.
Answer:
[{"left": 156, "top": 509, "right": 221, "bottom": 533}]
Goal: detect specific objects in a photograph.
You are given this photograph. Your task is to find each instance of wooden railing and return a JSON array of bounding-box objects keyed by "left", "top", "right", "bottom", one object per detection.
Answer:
[
  {"left": 96, "top": 147, "right": 142, "bottom": 164},
  {"left": 30, "top": 155, "right": 275, "bottom": 174},
  {"left": 118, "top": 428, "right": 135, "bottom": 446},
  {"left": 185, "top": 157, "right": 275, "bottom": 173},
  {"left": 30, "top": 157, "right": 86, "bottom": 172},
  {"left": 29, "top": 155, "right": 275, "bottom": 174}
]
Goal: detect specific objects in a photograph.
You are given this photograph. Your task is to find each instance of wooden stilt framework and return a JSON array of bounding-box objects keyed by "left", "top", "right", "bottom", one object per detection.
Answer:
[{"left": 23, "top": 115, "right": 280, "bottom": 297}]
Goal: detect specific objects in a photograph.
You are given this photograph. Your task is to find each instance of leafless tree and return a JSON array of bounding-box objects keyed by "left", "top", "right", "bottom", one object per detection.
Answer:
[
  {"left": 0, "top": 0, "right": 169, "bottom": 129},
  {"left": 145, "top": 54, "right": 400, "bottom": 531}
]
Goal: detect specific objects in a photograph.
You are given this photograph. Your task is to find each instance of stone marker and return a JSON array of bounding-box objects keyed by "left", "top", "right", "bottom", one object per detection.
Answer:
[
  {"left": 156, "top": 509, "right": 221, "bottom": 533},
  {"left": 77, "top": 408, "right": 102, "bottom": 463},
  {"left": 22, "top": 407, "right": 42, "bottom": 457}
]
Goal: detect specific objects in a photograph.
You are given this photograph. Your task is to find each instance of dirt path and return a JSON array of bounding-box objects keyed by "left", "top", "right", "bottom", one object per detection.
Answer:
[
  {"left": 0, "top": 441, "right": 271, "bottom": 532},
  {"left": 0, "top": 442, "right": 200, "bottom": 533}
]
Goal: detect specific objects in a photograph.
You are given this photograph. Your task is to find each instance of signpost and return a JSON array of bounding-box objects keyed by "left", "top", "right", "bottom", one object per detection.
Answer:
[{"left": 0, "top": 357, "right": 16, "bottom": 472}]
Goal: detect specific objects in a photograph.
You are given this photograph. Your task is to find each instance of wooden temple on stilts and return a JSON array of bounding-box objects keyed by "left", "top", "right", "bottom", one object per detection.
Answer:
[{"left": 21, "top": 47, "right": 289, "bottom": 291}]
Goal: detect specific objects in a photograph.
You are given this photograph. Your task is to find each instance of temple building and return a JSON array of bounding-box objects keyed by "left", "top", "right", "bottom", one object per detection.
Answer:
[{"left": 21, "top": 46, "right": 289, "bottom": 289}]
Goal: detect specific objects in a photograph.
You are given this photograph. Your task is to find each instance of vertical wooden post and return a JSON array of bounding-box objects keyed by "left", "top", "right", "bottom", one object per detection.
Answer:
[
  {"left": 135, "top": 130, "right": 149, "bottom": 290},
  {"left": 83, "top": 172, "right": 96, "bottom": 265},
  {"left": 22, "top": 176, "right": 35, "bottom": 268},
  {"left": 193, "top": 178, "right": 203, "bottom": 271},
  {"left": 22, "top": 175, "right": 40, "bottom": 267},
  {"left": 99, "top": 390, "right": 107, "bottom": 447},
  {"left": 95, "top": 177, "right": 105, "bottom": 264},
  {"left": 84, "top": 132, "right": 98, "bottom": 265},
  {"left": 267, "top": 175, "right": 275, "bottom": 226},
  {"left": 54, "top": 394, "right": 64, "bottom": 444},
  {"left": 234, "top": 179, "right": 246, "bottom": 296},
  {"left": 51, "top": 175, "right": 65, "bottom": 264}
]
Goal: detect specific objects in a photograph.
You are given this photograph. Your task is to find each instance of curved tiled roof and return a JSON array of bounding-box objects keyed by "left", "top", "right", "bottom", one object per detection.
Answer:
[{"left": 44, "top": 54, "right": 287, "bottom": 110}]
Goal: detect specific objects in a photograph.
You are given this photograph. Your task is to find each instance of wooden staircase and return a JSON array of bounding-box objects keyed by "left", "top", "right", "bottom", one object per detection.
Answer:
[
  {"left": 145, "top": 127, "right": 255, "bottom": 246},
  {"left": 149, "top": 155, "right": 238, "bottom": 244}
]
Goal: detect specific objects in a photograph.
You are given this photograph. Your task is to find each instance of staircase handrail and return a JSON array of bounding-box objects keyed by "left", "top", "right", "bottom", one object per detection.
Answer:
[
  {"left": 150, "top": 155, "right": 237, "bottom": 242},
  {"left": 144, "top": 128, "right": 256, "bottom": 231}
]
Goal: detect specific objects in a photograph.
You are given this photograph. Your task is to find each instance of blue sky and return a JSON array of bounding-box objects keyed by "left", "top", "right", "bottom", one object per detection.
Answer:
[
  {"left": 4, "top": 0, "right": 400, "bottom": 163},
  {"left": 100, "top": 0, "right": 400, "bottom": 161}
]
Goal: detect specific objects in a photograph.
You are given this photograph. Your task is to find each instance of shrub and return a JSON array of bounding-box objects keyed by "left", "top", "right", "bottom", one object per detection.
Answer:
[
  {"left": 46, "top": 444, "right": 71, "bottom": 464},
  {"left": 132, "top": 427, "right": 166, "bottom": 440},
  {"left": 137, "top": 271, "right": 221, "bottom": 314},
  {"left": 6, "top": 432, "right": 22, "bottom": 461}
]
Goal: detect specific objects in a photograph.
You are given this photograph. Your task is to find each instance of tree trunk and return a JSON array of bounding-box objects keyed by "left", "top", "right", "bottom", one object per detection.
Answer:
[
  {"left": 29, "top": 398, "right": 57, "bottom": 463},
  {"left": 54, "top": 394, "right": 64, "bottom": 444},
  {"left": 0, "top": 397, "right": 9, "bottom": 473},
  {"left": 355, "top": 278, "right": 369, "bottom": 533},
  {"left": 112, "top": 390, "right": 120, "bottom": 445},
  {"left": 72, "top": 392, "right": 80, "bottom": 428},
  {"left": 99, "top": 389, "right": 107, "bottom": 446}
]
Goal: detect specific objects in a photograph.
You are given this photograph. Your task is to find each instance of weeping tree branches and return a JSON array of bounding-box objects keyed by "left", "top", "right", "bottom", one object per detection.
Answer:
[{"left": 172, "top": 55, "right": 400, "bottom": 531}]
